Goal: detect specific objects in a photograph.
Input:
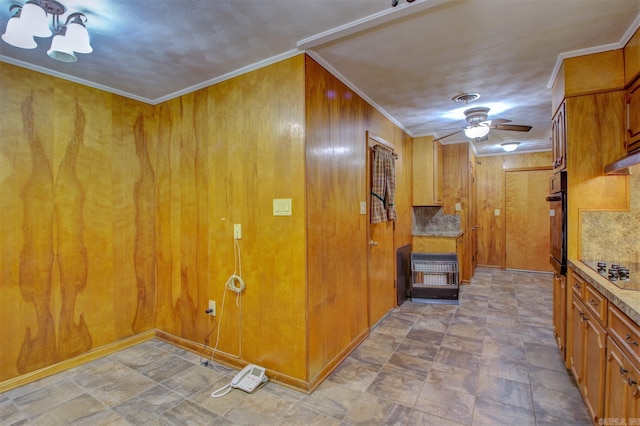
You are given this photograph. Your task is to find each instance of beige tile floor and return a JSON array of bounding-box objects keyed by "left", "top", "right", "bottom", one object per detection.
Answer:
[{"left": 0, "top": 268, "right": 591, "bottom": 425}]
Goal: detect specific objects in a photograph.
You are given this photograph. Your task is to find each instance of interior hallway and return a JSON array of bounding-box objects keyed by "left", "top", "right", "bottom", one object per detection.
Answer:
[{"left": 0, "top": 268, "right": 590, "bottom": 425}]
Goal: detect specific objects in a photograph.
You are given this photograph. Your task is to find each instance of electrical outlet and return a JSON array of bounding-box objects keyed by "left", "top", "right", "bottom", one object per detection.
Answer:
[
  {"left": 233, "top": 224, "right": 241, "bottom": 240},
  {"left": 208, "top": 300, "right": 216, "bottom": 316}
]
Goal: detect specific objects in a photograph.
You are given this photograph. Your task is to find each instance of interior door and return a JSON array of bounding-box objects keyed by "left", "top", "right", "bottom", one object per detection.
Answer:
[
  {"left": 505, "top": 168, "right": 553, "bottom": 272},
  {"left": 470, "top": 154, "right": 478, "bottom": 272},
  {"left": 367, "top": 133, "right": 396, "bottom": 327}
]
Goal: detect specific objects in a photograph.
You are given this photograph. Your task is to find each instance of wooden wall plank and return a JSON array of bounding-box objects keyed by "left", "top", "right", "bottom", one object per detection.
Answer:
[
  {"left": 0, "top": 63, "right": 152, "bottom": 381},
  {"left": 474, "top": 152, "right": 552, "bottom": 269}
]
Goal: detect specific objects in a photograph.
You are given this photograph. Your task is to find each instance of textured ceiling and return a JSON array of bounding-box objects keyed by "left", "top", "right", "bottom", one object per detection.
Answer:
[{"left": 1, "top": 0, "right": 640, "bottom": 155}]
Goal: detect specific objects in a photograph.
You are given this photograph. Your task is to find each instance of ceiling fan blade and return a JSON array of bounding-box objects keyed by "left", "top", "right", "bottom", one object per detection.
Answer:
[
  {"left": 489, "top": 118, "right": 512, "bottom": 124},
  {"left": 490, "top": 124, "right": 532, "bottom": 132},
  {"left": 433, "top": 129, "right": 463, "bottom": 142}
]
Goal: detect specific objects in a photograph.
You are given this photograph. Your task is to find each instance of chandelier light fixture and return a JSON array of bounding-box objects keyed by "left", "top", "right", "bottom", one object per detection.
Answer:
[
  {"left": 2, "top": 0, "right": 92, "bottom": 63},
  {"left": 501, "top": 142, "right": 520, "bottom": 152}
]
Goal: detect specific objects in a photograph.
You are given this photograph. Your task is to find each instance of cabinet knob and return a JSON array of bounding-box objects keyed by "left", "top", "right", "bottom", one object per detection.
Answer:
[
  {"left": 629, "top": 377, "right": 638, "bottom": 386},
  {"left": 621, "top": 366, "right": 629, "bottom": 376},
  {"left": 626, "top": 334, "right": 639, "bottom": 346},
  {"left": 588, "top": 299, "right": 598, "bottom": 306}
]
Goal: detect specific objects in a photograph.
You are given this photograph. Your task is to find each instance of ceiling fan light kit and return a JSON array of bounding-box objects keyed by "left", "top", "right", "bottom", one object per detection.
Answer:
[
  {"left": 501, "top": 142, "right": 520, "bottom": 152},
  {"left": 464, "top": 125, "right": 490, "bottom": 139},
  {"left": 434, "top": 104, "right": 532, "bottom": 146},
  {"left": 2, "top": 0, "right": 92, "bottom": 63}
]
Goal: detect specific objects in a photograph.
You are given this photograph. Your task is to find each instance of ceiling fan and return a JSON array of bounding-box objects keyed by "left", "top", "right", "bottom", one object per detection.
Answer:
[{"left": 434, "top": 107, "right": 532, "bottom": 143}]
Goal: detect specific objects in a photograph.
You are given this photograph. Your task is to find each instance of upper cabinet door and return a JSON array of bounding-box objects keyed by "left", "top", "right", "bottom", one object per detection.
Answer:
[
  {"left": 412, "top": 136, "right": 443, "bottom": 206},
  {"left": 552, "top": 101, "right": 567, "bottom": 172},
  {"left": 626, "top": 77, "right": 640, "bottom": 154}
]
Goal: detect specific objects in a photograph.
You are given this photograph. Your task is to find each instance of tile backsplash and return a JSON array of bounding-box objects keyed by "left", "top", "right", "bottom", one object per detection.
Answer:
[
  {"left": 412, "top": 206, "right": 460, "bottom": 234},
  {"left": 581, "top": 175, "right": 640, "bottom": 263}
]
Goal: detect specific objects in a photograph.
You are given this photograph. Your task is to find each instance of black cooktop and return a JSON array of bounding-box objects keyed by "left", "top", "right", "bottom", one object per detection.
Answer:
[{"left": 582, "top": 260, "right": 640, "bottom": 291}]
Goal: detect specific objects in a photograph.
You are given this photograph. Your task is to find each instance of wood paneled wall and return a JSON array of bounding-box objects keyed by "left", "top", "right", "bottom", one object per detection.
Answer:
[
  {"left": 154, "top": 56, "right": 308, "bottom": 381},
  {"left": 441, "top": 143, "right": 472, "bottom": 282},
  {"left": 474, "top": 152, "right": 552, "bottom": 268},
  {"left": 1, "top": 54, "right": 412, "bottom": 391},
  {"left": 304, "top": 57, "right": 411, "bottom": 388},
  {"left": 565, "top": 91, "right": 628, "bottom": 259},
  {"left": 0, "top": 63, "right": 155, "bottom": 382}
]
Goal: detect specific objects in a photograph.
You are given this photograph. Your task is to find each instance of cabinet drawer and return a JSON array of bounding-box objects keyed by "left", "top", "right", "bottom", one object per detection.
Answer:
[
  {"left": 571, "top": 271, "right": 586, "bottom": 300},
  {"left": 609, "top": 304, "right": 640, "bottom": 365},
  {"left": 584, "top": 284, "right": 607, "bottom": 324}
]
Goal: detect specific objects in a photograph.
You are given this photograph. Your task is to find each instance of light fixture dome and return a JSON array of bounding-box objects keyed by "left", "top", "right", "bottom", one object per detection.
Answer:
[
  {"left": 19, "top": 2, "right": 52, "bottom": 37},
  {"left": 2, "top": 17, "right": 37, "bottom": 48},
  {"left": 47, "top": 33, "right": 77, "bottom": 62},
  {"left": 501, "top": 142, "right": 520, "bottom": 152},
  {"left": 464, "top": 125, "right": 490, "bottom": 139}
]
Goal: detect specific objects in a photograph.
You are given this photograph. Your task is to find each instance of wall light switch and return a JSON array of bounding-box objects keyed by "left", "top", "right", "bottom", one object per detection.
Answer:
[
  {"left": 233, "top": 224, "right": 242, "bottom": 239},
  {"left": 360, "top": 201, "right": 367, "bottom": 215},
  {"left": 455, "top": 203, "right": 462, "bottom": 211},
  {"left": 273, "top": 198, "right": 292, "bottom": 216},
  {"left": 494, "top": 209, "right": 500, "bottom": 216}
]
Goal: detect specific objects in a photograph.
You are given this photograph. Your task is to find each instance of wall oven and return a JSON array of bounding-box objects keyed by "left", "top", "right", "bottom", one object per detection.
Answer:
[{"left": 546, "top": 171, "right": 567, "bottom": 275}]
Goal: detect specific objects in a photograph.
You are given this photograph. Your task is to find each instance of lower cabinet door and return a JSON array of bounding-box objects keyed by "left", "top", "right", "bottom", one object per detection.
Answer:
[
  {"left": 605, "top": 337, "right": 629, "bottom": 422},
  {"left": 570, "top": 295, "right": 585, "bottom": 385},
  {"left": 582, "top": 312, "right": 606, "bottom": 422}
]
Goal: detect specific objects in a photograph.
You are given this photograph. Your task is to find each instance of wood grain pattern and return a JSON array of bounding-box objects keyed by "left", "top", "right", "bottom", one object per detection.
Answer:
[
  {"left": 367, "top": 133, "right": 397, "bottom": 327},
  {"left": 504, "top": 169, "right": 553, "bottom": 272},
  {"left": 1, "top": 63, "right": 152, "bottom": 381},
  {"left": 474, "top": 152, "right": 553, "bottom": 268},
  {"left": 565, "top": 91, "right": 629, "bottom": 259},
  {"left": 17, "top": 91, "right": 57, "bottom": 373},
  {"left": 625, "top": 27, "right": 640, "bottom": 85},
  {"left": 564, "top": 50, "right": 625, "bottom": 98},
  {"left": 0, "top": 55, "right": 412, "bottom": 391},
  {"left": 132, "top": 113, "right": 156, "bottom": 334},
  {"left": 54, "top": 98, "right": 92, "bottom": 359},
  {"left": 441, "top": 143, "right": 471, "bottom": 281},
  {"left": 412, "top": 236, "right": 458, "bottom": 253},
  {"left": 305, "top": 57, "right": 411, "bottom": 384},
  {"left": 305, "top": 56, "right": 369, "bottom": 379}
]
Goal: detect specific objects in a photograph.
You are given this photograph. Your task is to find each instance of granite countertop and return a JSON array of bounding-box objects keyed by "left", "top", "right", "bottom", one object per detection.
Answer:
[
  {"left": 412, "top": 230, "right": 464, "bottom": 238},
  {"left": 568, "top": 258, "right": 640, "bottom": 326}
]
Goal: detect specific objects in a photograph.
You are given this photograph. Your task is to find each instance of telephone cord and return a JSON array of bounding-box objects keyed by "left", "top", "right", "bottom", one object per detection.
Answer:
[
  {"left": 209, "top": 238, "right": 244, "bottom": 367},
  {"left": 211, "top": 383, "right": 232, "bottom": 398}
]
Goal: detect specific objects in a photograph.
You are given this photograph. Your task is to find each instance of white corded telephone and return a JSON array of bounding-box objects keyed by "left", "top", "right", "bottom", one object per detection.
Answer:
[
  {"left": 231, "top": 364, "right": 267, "bottom": 392},
  {"left": 211, "top": 364, "right": 268, "bottom": 398}
]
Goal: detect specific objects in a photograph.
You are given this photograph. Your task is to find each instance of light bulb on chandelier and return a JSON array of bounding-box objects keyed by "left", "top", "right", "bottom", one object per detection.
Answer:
[{"left": 2, "top": 0, "right": 92, "bottom": 63}]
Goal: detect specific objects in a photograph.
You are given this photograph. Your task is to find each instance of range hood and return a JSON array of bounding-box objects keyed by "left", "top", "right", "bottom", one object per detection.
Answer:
[{"left": 605, "top": 151, "right": 640, "bottom": 175}]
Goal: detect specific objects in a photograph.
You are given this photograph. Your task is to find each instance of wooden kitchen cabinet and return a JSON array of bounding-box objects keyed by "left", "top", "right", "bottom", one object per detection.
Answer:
[
  {"left": 551, "top": 50, "right": 628, "bottom": 262},
  {"left": 412, "top": 136, "right": 443, "bottom": 206},
  {"left": 626, "top": 76, "right": 640, "bottom": 154},
  {"left": 412, "top": 234, "right": 462, "bottom": 253},
  {"left": 605, "top": 336, "right": 640, "bottom": 423},
  {"left": 624, "top": 26, "right": 640, "bottom": 85},
  {"left": 582, "top": 304, "right": 607, "bottom": 422},
  {"left": 551, "top": 101, "right": 566, "bottom": 171},
  {"left": 567, "top": 271, "right": 607, "bottom": 423},
  {"left": 552, "top": 273, "right": 567, "bottom": 360},
  {"left": 605, "top": 304, "right": 640, "bottom": 423},
  {"left": 570, "top": 294, "right": 585, "bottom": 386}
]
